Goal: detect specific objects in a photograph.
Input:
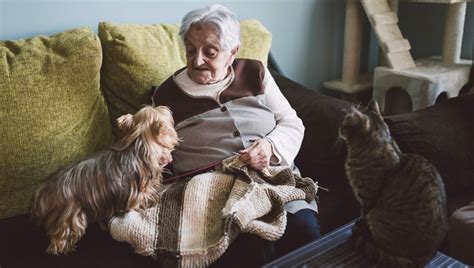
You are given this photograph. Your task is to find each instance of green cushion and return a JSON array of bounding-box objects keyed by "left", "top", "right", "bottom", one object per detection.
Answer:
[
  {"left": 238, "top": 19, "right": 273, "bottom": 65},
  {"left": 98, "top": 19, "right": 272, "bottom": 137},
  {"left": 0, "top": 27, "right": 113, "bottom": 219}
]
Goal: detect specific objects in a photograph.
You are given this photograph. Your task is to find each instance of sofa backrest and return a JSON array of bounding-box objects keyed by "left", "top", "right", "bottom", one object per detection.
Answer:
[
  {"left": 385, "top": 93, "right": 474, "bottom": 197},
  {"left": 0, "top": 20, "right": 272, "bottom": 219},
  {"left": 0, "top": 27, "right": 113, "bottom": 219}
]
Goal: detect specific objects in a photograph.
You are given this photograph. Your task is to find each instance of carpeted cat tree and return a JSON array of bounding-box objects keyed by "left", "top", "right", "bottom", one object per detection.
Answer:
[
  {"left": 325, "top": 0, "right": 472, "bottom": 115},
  {"left": 368, "top": 0, "right": 472, "bottom": 115}
]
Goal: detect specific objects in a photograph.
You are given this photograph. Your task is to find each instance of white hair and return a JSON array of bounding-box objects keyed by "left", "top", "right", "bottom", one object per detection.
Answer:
[{"left": 179, "top": 4, "right": 241, "bottom": 52}]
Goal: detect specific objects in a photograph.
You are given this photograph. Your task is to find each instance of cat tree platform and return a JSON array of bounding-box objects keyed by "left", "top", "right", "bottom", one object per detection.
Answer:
[
  {"left": 325, "top": 0, "right": 471, "bottom": 113},
  {"left": 372, "top": 0, "right": 471, "bottom": 114},
  {"left": 373, "top": 56, "right": 472, "bottom": 113}
]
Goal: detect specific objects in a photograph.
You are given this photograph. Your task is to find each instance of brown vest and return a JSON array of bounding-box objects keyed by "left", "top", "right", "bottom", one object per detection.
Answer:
[{"left": 152, "top": 59, "right": 265, "bottom": 125}]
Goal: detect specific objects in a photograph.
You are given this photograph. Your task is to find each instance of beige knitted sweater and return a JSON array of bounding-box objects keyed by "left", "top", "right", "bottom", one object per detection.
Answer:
[{"left": 109, "top": 156, "right": 318, "bottom": 267}]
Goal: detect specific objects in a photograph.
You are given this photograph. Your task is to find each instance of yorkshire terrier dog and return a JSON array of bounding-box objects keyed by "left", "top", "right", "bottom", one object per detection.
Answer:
[{"left": 32, "top": 105, "right": 179, "bottom": 255}]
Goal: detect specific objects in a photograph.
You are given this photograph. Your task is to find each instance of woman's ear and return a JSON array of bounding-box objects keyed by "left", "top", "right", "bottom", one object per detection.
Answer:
[
  {"left": 231, "top": 45, "right": 240, "bottom": 56},
  {"left": 117, "top": 114, "right": 135, "bottom": 131},
  {"left": 227, "top": 45, "right": 240, "bottom": 65}
]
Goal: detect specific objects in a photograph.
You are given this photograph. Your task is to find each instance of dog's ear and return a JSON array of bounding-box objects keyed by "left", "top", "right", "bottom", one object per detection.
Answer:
[
  {"left": 150, "top": 115, "right": 180, "bottom": 148},
  {"left": 154, "top": 106, "right": 174, "bottom": 124},
  {"left": 152, "top": 106, "right": 175, "bottom": 135},
  {"left": 151, "top": 120, "right": 162, "bottom": 136},
  {"left": 117, "top": 114, "right": 135, "bottom": 131}
]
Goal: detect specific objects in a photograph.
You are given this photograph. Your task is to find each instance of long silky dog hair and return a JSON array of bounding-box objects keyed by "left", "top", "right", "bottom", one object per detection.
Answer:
[{"left": 32, "top": 106, "right": 179, "bottom": 255}]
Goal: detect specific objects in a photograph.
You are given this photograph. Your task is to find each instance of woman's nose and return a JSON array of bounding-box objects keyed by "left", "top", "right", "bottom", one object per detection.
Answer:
[{"left": 194, "top": 52, "right": 205, "bottom": 66}]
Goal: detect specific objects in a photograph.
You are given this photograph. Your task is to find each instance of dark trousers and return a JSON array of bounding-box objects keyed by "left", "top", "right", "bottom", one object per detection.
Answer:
[{"left": 211, "top": 209, "right": 321, "bottom": 268}]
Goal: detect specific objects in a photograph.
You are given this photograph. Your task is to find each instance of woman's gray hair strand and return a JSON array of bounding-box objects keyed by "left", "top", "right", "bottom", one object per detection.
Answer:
[{"left": 179, "top": 4, "right": 241, "bottom": 52}]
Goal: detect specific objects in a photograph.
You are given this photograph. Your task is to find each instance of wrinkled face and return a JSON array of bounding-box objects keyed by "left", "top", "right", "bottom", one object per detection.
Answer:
[{"left": 184, "top": 23, "right": 235, "bottom": 84}]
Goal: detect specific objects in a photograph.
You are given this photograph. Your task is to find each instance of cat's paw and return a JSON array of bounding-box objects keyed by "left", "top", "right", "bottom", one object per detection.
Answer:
[
  {"left": 353, "top": 218, "right": 367, "bottom": 234},
  {"left": 351, "top": 221, "right": 365, "bottom": 249},
  {"left": 351, "top": 232, "right": 366, "bottom": 251},
  {"left": 351, "top": 219, "right": 372, "bottom": 250}
]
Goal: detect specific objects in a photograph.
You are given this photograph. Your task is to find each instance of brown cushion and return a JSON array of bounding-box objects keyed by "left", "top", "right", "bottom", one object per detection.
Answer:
[
  {"left": 448, "top": 202, "right": 474, "bottom": 265},
  {"left": 274, "top": 72, "right": 359, "bottom": 233},
  {"left": 385, "top": 94, "right": 474, "bottom": 195}
]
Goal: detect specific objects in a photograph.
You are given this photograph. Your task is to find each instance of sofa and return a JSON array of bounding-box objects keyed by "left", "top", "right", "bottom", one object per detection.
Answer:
[{"left": 1, "top": 20, "right": 473, "bottom": 267}]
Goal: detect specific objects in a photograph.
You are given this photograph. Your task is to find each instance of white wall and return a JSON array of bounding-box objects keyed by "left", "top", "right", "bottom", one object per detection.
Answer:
[
  {"left": 399, "top": 2, "right": 473, "bottom": 61},
  {"left": 1, "top": 0, "right": 472, "bottom": 90},
  {"left": 0, "top": 0, "right": 345, "bottom": 90}
]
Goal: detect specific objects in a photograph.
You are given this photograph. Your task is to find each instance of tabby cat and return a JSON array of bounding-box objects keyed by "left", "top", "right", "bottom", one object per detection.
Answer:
[{"left": 339, "top": 100, "right": 448, "bottom": 267}]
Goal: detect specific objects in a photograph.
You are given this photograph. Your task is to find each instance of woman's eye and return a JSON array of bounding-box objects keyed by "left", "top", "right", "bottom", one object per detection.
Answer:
[{"left": 206, "top": 48, "right": 218, "bottom": 58}]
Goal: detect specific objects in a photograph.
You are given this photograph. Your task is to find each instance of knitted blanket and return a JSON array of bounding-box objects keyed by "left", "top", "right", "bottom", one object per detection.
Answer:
[{"left": 109, "top": 156, "right": 318, "bottom": 267}]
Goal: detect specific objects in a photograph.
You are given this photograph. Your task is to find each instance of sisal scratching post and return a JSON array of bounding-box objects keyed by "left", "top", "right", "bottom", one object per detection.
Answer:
[
  {"left": 442, "top": 2, "right": 467, "bottom": 64},
  {"left": 324, "top": 0, "right": 372, "bottom": 94},
  {"left": 342, "top": 0, "right": 364, "bottom": 85}
]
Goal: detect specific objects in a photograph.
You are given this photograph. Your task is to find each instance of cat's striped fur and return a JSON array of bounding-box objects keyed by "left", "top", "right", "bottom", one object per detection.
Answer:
[{"left": 339, "top": 100, "right": 448, "bottom": 267}]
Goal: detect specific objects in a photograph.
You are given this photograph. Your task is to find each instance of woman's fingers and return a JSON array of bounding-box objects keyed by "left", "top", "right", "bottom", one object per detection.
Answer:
[
  {"left": 239, "top": 143, "right": 262, "bottom": 161},
  {"left": 238, "top": 139, "right": 272, "bottom": 170},
  {"left": 239, "top": 141, "right": 257, "bottom": 154},
  {"left": 249, "top": 159, "right": 266, "bottom": 170}
]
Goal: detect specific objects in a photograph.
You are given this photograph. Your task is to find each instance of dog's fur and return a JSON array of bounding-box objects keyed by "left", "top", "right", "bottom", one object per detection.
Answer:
[{"left": 31, "top": 106, "right": 179, "bottom": 255}]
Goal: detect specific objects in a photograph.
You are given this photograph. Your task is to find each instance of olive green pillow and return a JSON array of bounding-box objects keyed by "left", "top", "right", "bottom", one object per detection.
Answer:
[
  {"left": 238, "top": 19, "right": 273, "bottom": 65},
  {"left": 98, "top": 19, "right": 272, "bottom": 137},
  {"left": 0, "top": 27, "right": 113, "bottom": 219}
]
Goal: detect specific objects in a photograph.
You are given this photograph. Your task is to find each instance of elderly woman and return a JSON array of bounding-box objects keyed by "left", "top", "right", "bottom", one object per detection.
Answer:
[{"left": 152, "top": 4, "right": 320, "bottom": 266}]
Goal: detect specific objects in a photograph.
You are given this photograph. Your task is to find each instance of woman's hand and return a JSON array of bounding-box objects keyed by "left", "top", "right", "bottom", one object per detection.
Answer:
[{"left": 239, "top": 139, "right": 273, "bottom": 170}]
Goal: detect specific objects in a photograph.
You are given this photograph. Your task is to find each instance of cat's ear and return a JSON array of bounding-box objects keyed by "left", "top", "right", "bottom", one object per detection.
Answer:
[
  {"left": 367, "top": 99, "right": 381, "bottom": 115},
  {"left": 340, "top": 107, "right": 366, "bottom": 140}
]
